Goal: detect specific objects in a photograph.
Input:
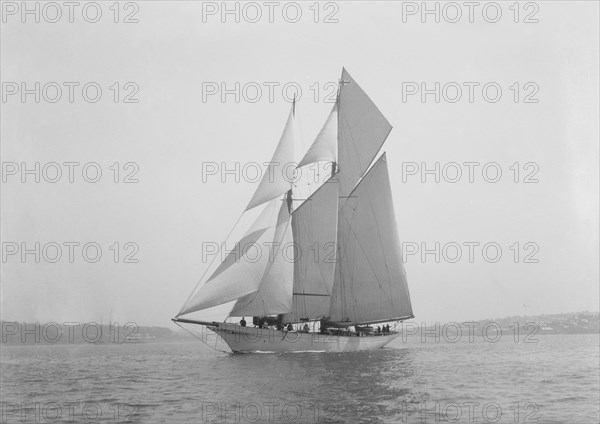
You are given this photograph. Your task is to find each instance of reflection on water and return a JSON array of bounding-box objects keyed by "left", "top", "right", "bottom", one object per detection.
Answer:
[{"left": 1, "top": 335, "right": 598, "bottom": 423}]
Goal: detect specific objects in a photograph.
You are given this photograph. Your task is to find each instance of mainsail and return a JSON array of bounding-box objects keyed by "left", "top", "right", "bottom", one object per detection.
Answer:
[
  {"left": 177, "top": 68, "right": 413, "bottom": 327},
  {"left": 329, "top": 154, "right": 413, "bottom": 324}
]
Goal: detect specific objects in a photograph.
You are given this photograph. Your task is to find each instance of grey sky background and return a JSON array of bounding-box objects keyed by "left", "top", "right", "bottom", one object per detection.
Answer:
[{"left": 1, "top": 1, "right": 598, "bottom": 326}]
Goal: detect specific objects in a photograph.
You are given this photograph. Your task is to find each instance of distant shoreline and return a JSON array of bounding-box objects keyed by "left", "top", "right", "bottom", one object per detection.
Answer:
[{"left": 2, "top": 312, "right": 598, "bottom": 345}]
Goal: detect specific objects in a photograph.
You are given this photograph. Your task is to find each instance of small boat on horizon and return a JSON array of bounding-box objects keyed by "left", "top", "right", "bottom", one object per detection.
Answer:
[{"left": 173, "top": 68, "right": 414, "bottom": 353}]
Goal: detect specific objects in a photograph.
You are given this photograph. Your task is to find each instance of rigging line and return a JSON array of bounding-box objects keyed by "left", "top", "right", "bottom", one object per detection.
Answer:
[
  {"left": 173, "top": 320, "right": 230, "bottom": 354},
  {"left": 176, "top": 212, "right": 245, "bottom": 317}
]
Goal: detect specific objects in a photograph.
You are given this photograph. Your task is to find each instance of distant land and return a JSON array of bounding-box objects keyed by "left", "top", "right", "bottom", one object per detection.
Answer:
[
  {"left": 462, "top": 311, "right": 600, "bottom": 334},
  {"left": 0, "top": 322, "right": 194, "bottom": 345},
  {"left": 1, "top": 312, "right": 598, "bottom": 345}
]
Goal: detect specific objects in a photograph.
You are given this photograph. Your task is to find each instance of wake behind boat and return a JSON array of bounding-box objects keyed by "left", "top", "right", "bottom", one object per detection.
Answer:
[{"left": 173, "top": 68, "right": 414, "bottom": 353}]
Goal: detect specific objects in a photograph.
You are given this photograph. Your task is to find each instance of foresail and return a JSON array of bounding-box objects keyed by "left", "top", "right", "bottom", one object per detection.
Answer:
[
  {"left": 229, "top": 200, "right": 293, "bottom": 317},
  {"left": 329, "top": 154, "right": 413, "bottom": 324},
  {"left": 246, "top": 106, "right": 296, "bottom": 211},
  {"left": 178, "top": 198, "right": 281, "bottom": 316},
  {"left": 298, "top": 103, "right": 337, "bottom": 168},
  {"left": 282, "top": 178, "right": 339, "bottom": 323},
  {"left": 337, "top": 68, "right": 392, "bottom": 197}
]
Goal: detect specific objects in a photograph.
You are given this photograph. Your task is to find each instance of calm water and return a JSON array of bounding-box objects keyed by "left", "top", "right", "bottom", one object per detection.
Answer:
[{"left": 1, "top": 334, "right": 598, "bottom": 423}]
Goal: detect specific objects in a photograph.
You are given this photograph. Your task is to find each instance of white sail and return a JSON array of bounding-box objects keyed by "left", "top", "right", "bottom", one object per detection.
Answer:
[
  {"left": 298, "top": 103, "right": 337, "bottom": 168},
  {"left": 282, "top": 178, "right": 339, "bottom": 322},
  {"left": 337, "top": 68, "right": 392, "bottom": 197},
  {"left": 329, "top": 153, "right": 413, "bottom": 324},
  {"left": 229, "top": 201, "right": 293, "bottom": 317},
  {"left": 179, "top": 198, "right": 281, "bottom": 316},
  {"left": 246, "top": 106, "right": 296, "bottom": 211}
]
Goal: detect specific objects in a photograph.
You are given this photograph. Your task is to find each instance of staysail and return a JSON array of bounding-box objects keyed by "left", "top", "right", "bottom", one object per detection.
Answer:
[
  {"left": 282, "top": 178, "right": 339, "bottom": 322},
  {"left": 329, "top": 154, "right": 413, "bottom": 324},
  {"left": 178, "top": 198, "right": 281, "bottom": 316},
  {"left": 229, "top": 200, "right": 294, "bottom": 317}
]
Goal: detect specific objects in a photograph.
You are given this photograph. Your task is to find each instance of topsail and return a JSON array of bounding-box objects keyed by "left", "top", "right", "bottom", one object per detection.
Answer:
[
  {"left": 246, "top": 105, "right": 296, "bottom": 211},
  {"left": 336, "top": 68, "right": 392, "bottom": 197}
]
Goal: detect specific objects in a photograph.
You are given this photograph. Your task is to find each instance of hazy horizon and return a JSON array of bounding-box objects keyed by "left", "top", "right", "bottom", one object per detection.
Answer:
[{"left": 2, "top": 309, "right": 599, "bottom": 329}]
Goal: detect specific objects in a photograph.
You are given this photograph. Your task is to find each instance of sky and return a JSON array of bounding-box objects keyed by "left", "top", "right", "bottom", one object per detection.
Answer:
[{"left": 1, "top": 1, "right": 598, "bottom": 327}]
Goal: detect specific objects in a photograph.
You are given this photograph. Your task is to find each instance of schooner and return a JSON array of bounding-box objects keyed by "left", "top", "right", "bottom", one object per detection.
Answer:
[{"left": 173, "top": 68, "right": 414, "bottom": 353}]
